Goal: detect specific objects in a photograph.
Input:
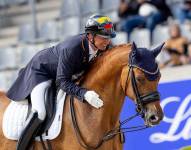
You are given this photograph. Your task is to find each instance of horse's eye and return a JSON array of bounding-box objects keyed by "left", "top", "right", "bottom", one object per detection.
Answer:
[{"left": 136, "top": 76, "right": 145, "bottom": 84}]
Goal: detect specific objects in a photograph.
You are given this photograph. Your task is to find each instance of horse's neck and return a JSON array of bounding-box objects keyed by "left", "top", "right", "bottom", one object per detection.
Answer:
[{"left": 76, "top": 44, "right": 131, "bottom": 132}]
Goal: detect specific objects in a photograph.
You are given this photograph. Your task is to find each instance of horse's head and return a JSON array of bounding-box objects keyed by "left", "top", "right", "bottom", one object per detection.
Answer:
[{"left": 121, "top": 42, "right": 164, "bottom": 126}]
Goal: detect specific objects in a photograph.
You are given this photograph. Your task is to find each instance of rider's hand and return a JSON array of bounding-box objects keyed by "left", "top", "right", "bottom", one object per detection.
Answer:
[{"left": 84, "top": 91, "right": 103, "bottom": 109}]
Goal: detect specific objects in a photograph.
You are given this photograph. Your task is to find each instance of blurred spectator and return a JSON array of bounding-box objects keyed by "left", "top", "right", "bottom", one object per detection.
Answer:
[
  {"left": 174, "top": 0, "right": 191, "bottom": 24},
  {"left": 160, "top": 23, "right": 189, "bottom": 68},
  {"left": 187, "top": 44, "right": 191, "bottom": 63},
  {"left": 118, "top": 0, "right": 172, "bottom": 44},
  {"left": 118, "top": 0, "right": 139, "bottom": 18}
]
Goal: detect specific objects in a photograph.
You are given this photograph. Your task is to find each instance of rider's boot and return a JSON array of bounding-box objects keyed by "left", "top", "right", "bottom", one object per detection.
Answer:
[{"left": 16, "top": 111, "right": 43, "bottom": 150}]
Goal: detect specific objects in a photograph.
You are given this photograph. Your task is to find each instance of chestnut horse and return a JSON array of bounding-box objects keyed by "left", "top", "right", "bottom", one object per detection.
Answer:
[{"left": 0, "top": 43, "right": 164, "bottom": 150}]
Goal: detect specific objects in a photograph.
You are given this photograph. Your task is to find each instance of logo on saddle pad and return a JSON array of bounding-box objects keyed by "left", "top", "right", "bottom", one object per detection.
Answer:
[{"left": 2, "top": 90, "right": 66, "bottom": 141}]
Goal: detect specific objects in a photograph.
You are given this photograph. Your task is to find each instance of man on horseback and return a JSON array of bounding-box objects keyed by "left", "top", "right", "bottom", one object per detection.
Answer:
[{"left": 6, "top": 14, "right": 116, "bottom": 150}]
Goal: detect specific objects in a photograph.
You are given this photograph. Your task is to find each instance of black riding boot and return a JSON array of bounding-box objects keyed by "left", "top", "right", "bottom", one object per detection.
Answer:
[{"left": 16, "top": 111, "right": 43, "bottom": 150}]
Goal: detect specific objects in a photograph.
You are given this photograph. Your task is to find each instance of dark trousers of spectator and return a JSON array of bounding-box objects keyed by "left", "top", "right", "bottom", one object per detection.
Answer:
[
  {"left": 174, "top": 8, "right": 191, "bottom": 24},
  {"left": 120, "top": 12, "right": 166, "bottom": 44}
]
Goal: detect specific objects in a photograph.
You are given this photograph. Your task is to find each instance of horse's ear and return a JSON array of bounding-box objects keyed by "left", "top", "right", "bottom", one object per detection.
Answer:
[
  {"left": 152, "top": 42, "right": 165, "bottom": 58},
  {"left": 132, "top": 42, "right": 137, "bottom": 51},
  {"left": 132, "top": 42, "right": 141, "bottom": 59}
]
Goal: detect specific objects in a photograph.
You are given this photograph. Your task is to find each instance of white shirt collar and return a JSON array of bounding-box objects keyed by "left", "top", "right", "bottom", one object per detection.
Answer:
[{"left": 89, "top": 43, "right": 98, "bottom": 61}]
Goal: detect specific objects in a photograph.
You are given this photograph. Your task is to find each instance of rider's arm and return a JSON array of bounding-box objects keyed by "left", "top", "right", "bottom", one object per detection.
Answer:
[{"left": 56, "top": 46, "right": 87, "bottom": 101}]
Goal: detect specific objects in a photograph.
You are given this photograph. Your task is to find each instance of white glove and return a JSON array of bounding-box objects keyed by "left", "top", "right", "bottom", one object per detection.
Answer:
[{"left": 84, "top": 91, "right": 103, "bottom": 109}]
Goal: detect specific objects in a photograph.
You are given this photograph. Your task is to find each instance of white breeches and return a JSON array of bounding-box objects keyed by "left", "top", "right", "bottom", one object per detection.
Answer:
[{"left": 30, "top": 80, "right": 52, "bottom": 120}]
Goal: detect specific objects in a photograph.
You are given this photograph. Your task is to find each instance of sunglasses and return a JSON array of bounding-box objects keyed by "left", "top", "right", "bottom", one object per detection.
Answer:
[{"left": 96, "top": 34, "right": 112, "bottom": 39}]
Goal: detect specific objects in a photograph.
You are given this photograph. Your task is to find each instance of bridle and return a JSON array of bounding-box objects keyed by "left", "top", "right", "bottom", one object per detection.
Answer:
[
  {"left": 69, "top": 52, "right": 160, "bottom": 150},
  {"left": 125, "top": 52, "right": 160, "bottom": 117}
]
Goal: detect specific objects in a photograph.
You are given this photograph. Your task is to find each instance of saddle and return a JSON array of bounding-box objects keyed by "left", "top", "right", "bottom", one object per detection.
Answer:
[{"left": 3, "top": 85, "right": 67, "bottom": 141}]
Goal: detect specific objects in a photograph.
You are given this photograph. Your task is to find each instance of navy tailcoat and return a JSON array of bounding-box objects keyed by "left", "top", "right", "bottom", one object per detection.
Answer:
[{"left": 7, "top": 34, "right": 90, "bottom": 101}]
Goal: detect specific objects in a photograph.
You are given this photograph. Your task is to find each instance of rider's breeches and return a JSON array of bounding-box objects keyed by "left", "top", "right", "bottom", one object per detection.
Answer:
[{"left": 30, "top": 80, "right": 52, "bottom": 120}]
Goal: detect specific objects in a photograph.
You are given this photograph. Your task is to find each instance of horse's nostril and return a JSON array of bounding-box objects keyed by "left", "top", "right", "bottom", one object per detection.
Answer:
[{"left": 149, "top": 115, "right": 159, "bottom": 123}]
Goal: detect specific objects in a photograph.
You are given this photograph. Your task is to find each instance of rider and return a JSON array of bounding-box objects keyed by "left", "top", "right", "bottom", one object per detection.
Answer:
[{"left": 6, "top": 14, "right": 116, "bottom": 150}]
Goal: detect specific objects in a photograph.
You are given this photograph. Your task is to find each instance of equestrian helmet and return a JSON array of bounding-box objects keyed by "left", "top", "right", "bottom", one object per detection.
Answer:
[{"left": 85, "top": 14, "right": 116, "bottom": 38}]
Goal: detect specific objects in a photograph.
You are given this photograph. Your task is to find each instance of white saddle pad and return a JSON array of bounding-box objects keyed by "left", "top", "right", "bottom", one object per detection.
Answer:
[{"left": 3, "top": 90, "right": 66, "bottom": 141}]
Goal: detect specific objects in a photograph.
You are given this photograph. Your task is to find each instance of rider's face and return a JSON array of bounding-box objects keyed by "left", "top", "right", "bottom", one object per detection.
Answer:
[{"left": 93, "top": 35, "right": 111, "bottom": 51}]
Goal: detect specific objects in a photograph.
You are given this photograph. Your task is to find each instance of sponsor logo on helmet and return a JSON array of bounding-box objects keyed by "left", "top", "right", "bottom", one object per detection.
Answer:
[{"left": 96, "top": 16, "right": 112, "bottom": 25}]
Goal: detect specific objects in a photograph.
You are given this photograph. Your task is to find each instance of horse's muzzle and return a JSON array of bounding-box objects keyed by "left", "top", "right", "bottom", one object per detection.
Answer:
[{"left": 144, "top": 107, "right": 164, "bottom": 127}]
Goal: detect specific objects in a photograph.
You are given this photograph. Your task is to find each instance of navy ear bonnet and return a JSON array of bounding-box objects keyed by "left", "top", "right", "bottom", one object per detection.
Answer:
[{"left": 129, "top": 42, "right": 164, "bottom": 81}]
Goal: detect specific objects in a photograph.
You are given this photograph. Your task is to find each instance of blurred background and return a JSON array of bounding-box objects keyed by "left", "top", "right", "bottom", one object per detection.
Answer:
[{"left": 0, "top": 0, "right": 191, "bottom": 149}]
